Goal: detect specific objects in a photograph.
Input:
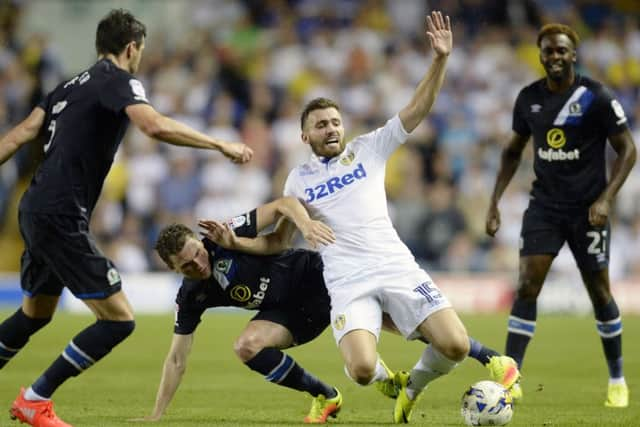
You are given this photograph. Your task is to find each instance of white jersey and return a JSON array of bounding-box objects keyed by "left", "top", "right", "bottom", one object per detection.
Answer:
[{"left": 284, "top": 115, "right": 422, "bottom": 291}]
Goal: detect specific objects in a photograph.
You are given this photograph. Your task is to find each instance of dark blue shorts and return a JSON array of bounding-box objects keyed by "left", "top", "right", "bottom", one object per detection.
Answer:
[
  {"left": 519, "top": 202, "right": 609, "bottom": 271},
  {"left": 19, "top": 211, "right": 122, "bottom": 299}
]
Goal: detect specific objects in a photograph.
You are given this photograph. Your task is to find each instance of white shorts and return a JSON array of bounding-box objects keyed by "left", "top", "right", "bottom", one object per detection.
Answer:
[{"left": 328, "top": 269, "right": 451, "bottom": 344}]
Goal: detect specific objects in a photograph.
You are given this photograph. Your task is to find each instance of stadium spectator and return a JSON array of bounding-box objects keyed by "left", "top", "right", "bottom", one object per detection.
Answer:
[
  {"left": 0, "top": 9, "right": 252, "bottom": 427},
  {"left": 485, "top": 23, "right": 636, "bottom": 408}
]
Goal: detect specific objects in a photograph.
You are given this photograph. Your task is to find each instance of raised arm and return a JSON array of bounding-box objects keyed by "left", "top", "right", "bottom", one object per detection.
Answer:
[
  {"left": 589, "top": 129, "right": 637, "bottom": 226},
  {"left": 0, "top": 107, "right": 46, "bottom": 165},
  {"left": 134, "top": 333, "right": 194, "bottom": 421},
  {"left": 398, "top": 11, "right": 452, "bottom": 133},
  {"left": 125, "top": 103, "right": 252, "bottom": 164},
  {"left": 485, "top": 132, "right": 530, "bottom": 236}
]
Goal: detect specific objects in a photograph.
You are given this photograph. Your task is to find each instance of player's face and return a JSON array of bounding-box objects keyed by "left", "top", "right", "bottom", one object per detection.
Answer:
[
  {"left": 171, "top": 237, "right": 212, "bottom": 280},
  {"left": 128, "top": 38, "right": 145, "bottom": 74},
  {"left": 302, "top": 108, "right": 345, "bottom": 159},
  {"left": 539, "top": 34, "right": 576, "bottom": 82}
]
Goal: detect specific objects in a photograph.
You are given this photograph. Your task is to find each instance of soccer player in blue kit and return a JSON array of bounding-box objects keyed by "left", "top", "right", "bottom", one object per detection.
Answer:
[
  {"left": 0, "top": 9, "right": 252, "bottom": 427},
  {"left": 485, "top": 23, "right": 636, "bottom": 408},
  {"left": 139, "top": 197, "right": 341, "bottom": 424}
]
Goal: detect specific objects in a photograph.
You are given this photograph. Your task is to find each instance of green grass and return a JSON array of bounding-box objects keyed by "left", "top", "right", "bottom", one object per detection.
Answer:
[{"left": 1, "top": 311, "right": 638, "bottom": 426}]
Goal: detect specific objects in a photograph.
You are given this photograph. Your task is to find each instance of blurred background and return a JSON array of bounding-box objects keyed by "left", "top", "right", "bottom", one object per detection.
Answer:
[{"left": 1, "top": 0, "right": 639, "bottom": 313}]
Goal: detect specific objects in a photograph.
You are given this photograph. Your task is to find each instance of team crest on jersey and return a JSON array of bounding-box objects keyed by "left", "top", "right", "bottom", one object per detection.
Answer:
[
  {"left": 530, "top": 104, "right": 541, "bottom": 113},
  {"left": 568, "top": 102, "right": 582, "bottom": 116},
  {"left": 333, "top": 314, "right": 346, "bottom": 331},
  {"left": 106, "top": 268, "right": 121, "bottom": 286},
  {"left": 339, "top": 151, "right": 355, "bottom": 166},
  {"left": 215, "top": 259, "right": 232, "bottom": 274},
  {"left": 230, "top": 285, "right": 251, "bottom": 302}
]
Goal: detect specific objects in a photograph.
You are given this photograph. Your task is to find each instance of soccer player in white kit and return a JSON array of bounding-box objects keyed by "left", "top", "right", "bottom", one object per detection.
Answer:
[{"left": 283, "top": 11, "right": 515, "bottom": 423}]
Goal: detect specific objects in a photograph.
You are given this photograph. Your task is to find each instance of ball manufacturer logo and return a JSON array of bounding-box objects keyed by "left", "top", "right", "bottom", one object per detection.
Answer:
[
  {"left": 230, "top": 285, "right": 251, "bottom": 302},
  {"left": 546, "top": 128, "right": 566, "bottom": 149}
]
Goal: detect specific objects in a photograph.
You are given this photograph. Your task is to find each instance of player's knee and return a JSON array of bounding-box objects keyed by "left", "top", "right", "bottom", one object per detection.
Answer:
[
  {"left": 234, "top": 334, "right": 265, "bottom": 362},
  {"left": 346, "top": 360, "right": 377, "bottom": 385},
  {"left": 102, "top": 319, "right": 135, "bottom": 344},
  {"left": 437, "top": 334, "right": 469, "bottom": 362}
]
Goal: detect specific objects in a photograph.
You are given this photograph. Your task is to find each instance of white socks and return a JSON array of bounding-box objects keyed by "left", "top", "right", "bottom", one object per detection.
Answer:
[
  {"left": 406, "top": 346, "right": 458, "bottom": 400},
  {"left": 24, "top": 387, "right": 49, "bottom": 401}
]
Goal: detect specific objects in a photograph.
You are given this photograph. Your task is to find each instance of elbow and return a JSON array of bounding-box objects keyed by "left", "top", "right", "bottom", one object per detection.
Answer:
[{"left": 140, "top": 116, "right": 169, "bottom": 140}]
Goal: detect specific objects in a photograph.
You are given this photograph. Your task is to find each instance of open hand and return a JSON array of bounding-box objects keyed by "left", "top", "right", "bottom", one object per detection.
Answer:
[
  {"left": 426, "top": 11, "right": 452, "bottom": 57},
  {"left": 299, "top": 219, "right": 336, "bottom": 249},
  {"left": 198, "top": 219, "right": 238, "bottom": 249}
]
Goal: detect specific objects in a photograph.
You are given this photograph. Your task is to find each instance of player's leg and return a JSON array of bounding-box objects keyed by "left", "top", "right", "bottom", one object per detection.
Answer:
[
  {"left": 333, "top": 295, "right": 390, "bottom": 387},
  {"left": 505, "top": 254, "right": 553, "bottom": 367},
  {"left": 1, "top": 218, "right": 63, "bottom": 370},
  {"left": 390, "top": 307, "right": 468, "bottom": 424},
  {"left": 0, "top": 294, "right": 57, "bottom": 369},
  {"left": 235, "top": 318, "right": 336, "bottom": 399},
  {"left": 570, "top": 218, "right": 627, "bottom": 407},
  {"left": 24, "top": 291, "right": 134, "bottom": 402},
  {"left": 12, "top": 214, "right": 134, "bottom": 427},
  {"left": 384, "top": 313, "right": 519, "bottom": 389},
  {"left": 507, "top": 205, "right": 563, "bottom": 369}
]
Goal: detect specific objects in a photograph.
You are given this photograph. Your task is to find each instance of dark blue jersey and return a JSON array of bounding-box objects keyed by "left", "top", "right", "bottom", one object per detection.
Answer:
[
  {"left": 174, "top": 209, "right": 329, "bottom": 334},
  {"left": 512, "top": 75, "right": 629, "bottom": 210},
  {"left": 19, "top": 59, "right": 149, "bottom": 219}
]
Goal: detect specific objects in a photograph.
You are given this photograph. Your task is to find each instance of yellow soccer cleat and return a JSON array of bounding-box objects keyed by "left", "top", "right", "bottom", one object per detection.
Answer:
[
  {"left": 393, "top": 371, "right": 421, "bottom": 424},
  {"left": 509, "top": 381, "right": 523, "bottom": 403},
  {"left": 604, "top": 382, "right": 629, "bottom": 408},
  {"left": 304, "top": 389, "right": 342, "bottom": 424},
  {"left": 486, "top": 356, "right": 521, "bottom": 390},
  {"left": 376, "top": 358, "right": 400, "bottom": 399}
]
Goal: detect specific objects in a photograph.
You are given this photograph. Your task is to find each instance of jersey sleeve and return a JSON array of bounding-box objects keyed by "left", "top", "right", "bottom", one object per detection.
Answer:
[
  {"left": 37, "top": 91, "right": 53, "bottom": 112},
  {"left": 353, "top": 114, "right": 410, "bottom": 159},
  {"left": 512, "top": 89, "right": 531, "bottom": 137},
  {"left": 173, "top": 281, "right": 206, "bottom": 335},
  {"left": 592, "top": 86, "right": 629, "bottom": 136},
  {"left": 99, "top": 72, "right": 149, "bottom": 113},
  {"left": 283, "top": 169, "right": 301, "bottom": 198},
  {"left": 225, "top": 209, "right": 258, "bottom": 238}
]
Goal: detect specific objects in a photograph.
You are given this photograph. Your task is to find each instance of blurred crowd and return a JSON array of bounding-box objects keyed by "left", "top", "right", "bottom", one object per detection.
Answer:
[{"left": 1, "top": 0, "right": 640, "bottom": 278}]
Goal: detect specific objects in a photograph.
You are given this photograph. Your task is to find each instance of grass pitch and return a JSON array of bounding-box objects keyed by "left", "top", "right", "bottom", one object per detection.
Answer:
[{"left": 1, "top": 311, "right": 637, "bottom": 426}]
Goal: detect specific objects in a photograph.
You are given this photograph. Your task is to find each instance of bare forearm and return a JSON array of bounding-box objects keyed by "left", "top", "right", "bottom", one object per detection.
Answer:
[
  {"left": 399, "top": 55, "right": 449, "bottom": 133},
  {"left": 151, "top": 359, "right": 186, "bottom": 419},
  {"left": 275, "top": 197, "right": 312, "bottom": 231},
  {"left": 0, "top": 130, "right": 27, "bottom": 165},
  {"left": 231, "top": 235, "right": 287, "bottom": 255},
  {"left": 153, "top": 116, "right": 226, "bottom": 151},
  {"left": 601, "top": 143, "right": 637, "bottom": 202},
  {"left": 490, "top": 149, "right": 522, "bottom": 204}
]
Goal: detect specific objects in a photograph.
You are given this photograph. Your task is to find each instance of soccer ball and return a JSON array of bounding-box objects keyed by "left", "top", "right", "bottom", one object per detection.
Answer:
[{"left": 461, "top": 380, "right": 513, "bottom": 426}]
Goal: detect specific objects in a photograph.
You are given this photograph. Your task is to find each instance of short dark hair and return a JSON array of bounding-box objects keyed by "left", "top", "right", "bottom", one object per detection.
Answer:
[
  {"left": 95, "top": 9, "right": 147, "bottom": 56},
  {"left": 155, "top": 223, "right": 196, "bottom": 269},
  {"left": 300, "top": 97, "right": 340, "bottom": 130},
  {"left": 537, "top": 23, "right": 580, "bottom": 48}
]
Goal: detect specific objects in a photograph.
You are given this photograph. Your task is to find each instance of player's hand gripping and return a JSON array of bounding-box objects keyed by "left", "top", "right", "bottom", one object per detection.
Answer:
[
  {"left": 485, "top": 203, "right": 501, "bottom": 237},
  {"left": 220, "top": 141, "right": 253, "bottom": 164},
  {"left": 298, "top": 219, "right": 336, "bottom": 249},
  {"left": 198, "top": 219, "right": 238, "bottom": 249},
  {"left": 589, "top": 196, "right": 610, "bottom": 227},
  {"left": 426, "top": 11, "right": 452, "bottom": 57}
]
